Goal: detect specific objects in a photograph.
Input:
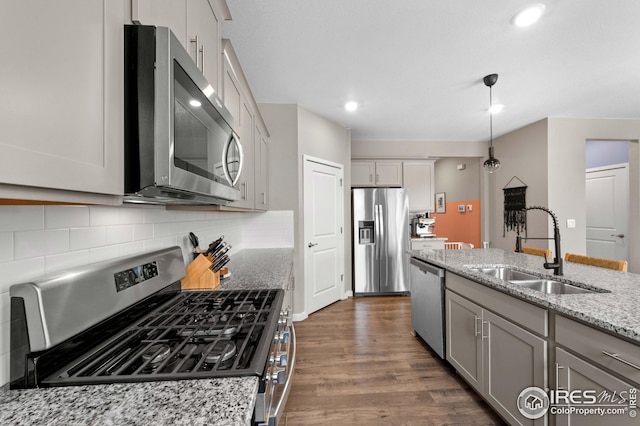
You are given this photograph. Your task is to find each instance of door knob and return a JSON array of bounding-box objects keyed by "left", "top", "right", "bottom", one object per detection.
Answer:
[
  {"left": 308, "top": 242, "right": 318, "bottom": 248},
  {"left": 610, "top": 234, "right": 625, "bottom": 238}
]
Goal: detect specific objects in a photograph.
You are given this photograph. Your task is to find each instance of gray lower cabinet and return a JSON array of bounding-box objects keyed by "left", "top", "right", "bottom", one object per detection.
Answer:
[
  {"left": 555, "top": 348, "right": 637, "bottom": 426},
  {"left": 446, "top": 289, "right": 548, "bottom": 425}
]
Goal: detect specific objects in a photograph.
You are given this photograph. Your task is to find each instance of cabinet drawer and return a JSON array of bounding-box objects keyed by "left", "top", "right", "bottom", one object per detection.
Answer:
[
  {"left": 447, "top": 273, "right": 548, "bottom": 336},
  {"left": 556, "top": 315, "right": 640, "bottom": 386}
]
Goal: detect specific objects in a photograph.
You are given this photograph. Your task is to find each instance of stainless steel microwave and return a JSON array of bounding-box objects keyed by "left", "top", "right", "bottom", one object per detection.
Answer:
[{"left": 124, "top": 25, "right": 242, "bottom": 205}]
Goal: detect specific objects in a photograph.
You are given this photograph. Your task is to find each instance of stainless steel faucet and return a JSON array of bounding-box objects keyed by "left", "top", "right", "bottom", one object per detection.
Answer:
[{"left": 515, "top": 206, "right": 563, "bottom": 276}]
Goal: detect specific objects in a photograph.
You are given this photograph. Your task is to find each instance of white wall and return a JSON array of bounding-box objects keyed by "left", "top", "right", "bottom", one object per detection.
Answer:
[
  {"left": 259, "top": 103, "right": 352, "bottom": 318},
  {"left": 352, "top": 139, "right": 486, "bottom": 159},
  {"left": 0, "top": 205, "right": 293, "bottom": 387},
  {"left": 489, "top": 119, "right": 549, "bottom": 252},
  {"left": 434, "top": 157, "right": 482, "bottom": 201},
  {"left": 547, "top": 118, "right": 640, "bottom": 266}
]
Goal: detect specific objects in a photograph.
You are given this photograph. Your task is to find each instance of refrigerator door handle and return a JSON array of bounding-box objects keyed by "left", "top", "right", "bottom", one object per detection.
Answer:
[{"left": 374, "top": 204, "right": 380, "bottom": 260}]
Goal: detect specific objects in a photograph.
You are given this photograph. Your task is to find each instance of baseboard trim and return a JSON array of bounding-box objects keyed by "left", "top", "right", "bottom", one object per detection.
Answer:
[{"left": 292, "top": 312, "right": 308, "bottom": 322}]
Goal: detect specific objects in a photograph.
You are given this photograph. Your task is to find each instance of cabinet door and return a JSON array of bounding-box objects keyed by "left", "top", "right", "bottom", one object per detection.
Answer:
[
  {"left": 403, "top": 161, "right": 435, "bottom": 212},
  {"left": 483, "top": 309, "right": 548, "bottom": 426},
  {"left": 228, "top": 100, "right": 255, "bottom": 209},
  {"left": 556, "top": 348, "right": 637, "bottom": 426},
  {"left": 132, "top": 0, "right": 187, "bottom": 45},
  {"left": 0, "top": 0, "right": 124, "bottom": 199},
  {"left": 375, "top": 162, "right": 403, "bottom": 186},
  {"left": 351, "top": 161, "right": 375, "bottom": 186},
  {"left": 446, "top": 290, "right": 483, "bottom": 393},
  {"left": 254, "top": 122, "right": 269, "bottom": 210},
  {"left": 186, "top": 0, "right": 220, "bottom": 92},
  {"left": 222, "top": 54, "right": 242, "bottom": 126}
]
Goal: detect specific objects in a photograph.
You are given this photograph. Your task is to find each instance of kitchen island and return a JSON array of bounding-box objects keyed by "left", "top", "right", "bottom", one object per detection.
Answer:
[
  {"left": 0, "top": 248, "right": 294, "bottom": 426},
  {"left": 411, "top": 248, "right": 640, "bottom": 342},
  {"left": 411, "top": 248, "right": 639, "bottom": 426}
]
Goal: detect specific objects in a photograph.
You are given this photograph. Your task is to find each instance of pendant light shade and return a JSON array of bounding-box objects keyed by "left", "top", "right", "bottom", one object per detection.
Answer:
[{"left": 483, "top": 73, "right": 501, "bottom": 173}]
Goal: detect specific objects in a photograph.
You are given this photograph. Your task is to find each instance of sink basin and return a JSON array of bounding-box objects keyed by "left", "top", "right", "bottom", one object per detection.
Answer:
[
  {"left": 510, "top": 279, "right": 595, "bottom": 295},
  {"left": 468, "top": 266, "right": 596, "bottom": 295},
  {"left": 469, "top": 267, "right": 538, "bottom": 281}
]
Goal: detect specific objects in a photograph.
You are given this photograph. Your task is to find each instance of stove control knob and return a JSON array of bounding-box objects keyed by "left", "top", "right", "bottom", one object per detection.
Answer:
[
  {"left": 278, "top": 316, "right": 288, "bottom": 326},
  {"left": 270, "top": 352, "right": 288, "bottom": 367},
  {"left": 270, "top": 369, "right": 286, "bottom": 385},
  {"left": 274, "top": 329, "right": 290, "bottom": 344}
]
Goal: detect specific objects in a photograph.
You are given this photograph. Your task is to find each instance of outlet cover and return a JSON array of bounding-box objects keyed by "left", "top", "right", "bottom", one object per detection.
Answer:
[
  {"left": 567, "top": 219, "right": 576, "bottom": 228},
  {"left": 467, "top": 205, "right": 473, "bottom": 212}
]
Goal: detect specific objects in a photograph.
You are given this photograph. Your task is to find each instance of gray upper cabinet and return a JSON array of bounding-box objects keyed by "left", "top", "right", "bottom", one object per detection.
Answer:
[
  {"left": 403, "top": 160, "right": 435, "bottom": 213},
  {"left": 352, "top": 161, "right": 403, "bottom": 187},
  {"left": 221, "top": 39, "right": 269, "bottom": 211},
  {"left": 0, "top": 0, "right": 125, "bottom": 204},
  {"left": 133, "top": 0, "right": 224, "bottom": 94}
]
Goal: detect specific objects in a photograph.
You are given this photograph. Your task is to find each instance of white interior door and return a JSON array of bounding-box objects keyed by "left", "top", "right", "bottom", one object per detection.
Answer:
[
  {"left": 303, "top": 156, "right": 344, "bottom": 315},
  {"left": 586, "top": 164, "right": 628, "bottom": 261}
]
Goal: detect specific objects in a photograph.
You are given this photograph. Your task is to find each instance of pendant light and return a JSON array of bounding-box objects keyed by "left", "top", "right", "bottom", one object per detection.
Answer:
[{"left": 483, "top": 73, "right": 501, "bottom": 173}]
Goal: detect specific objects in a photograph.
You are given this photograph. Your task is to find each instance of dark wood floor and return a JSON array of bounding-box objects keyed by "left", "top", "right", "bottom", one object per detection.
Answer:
[{"left": 282, "top": 296, "right": 506, "bottom": 425}]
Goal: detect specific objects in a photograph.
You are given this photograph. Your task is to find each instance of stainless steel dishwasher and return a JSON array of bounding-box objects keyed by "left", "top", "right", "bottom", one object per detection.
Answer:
[{"left": 410, "top": 257, "right": 446, "bottom": 358}]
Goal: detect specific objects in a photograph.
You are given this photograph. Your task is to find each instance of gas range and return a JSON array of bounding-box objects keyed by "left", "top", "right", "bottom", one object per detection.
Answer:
[{"left": 10, "top": 246, "right": 293, "bottom": 426}]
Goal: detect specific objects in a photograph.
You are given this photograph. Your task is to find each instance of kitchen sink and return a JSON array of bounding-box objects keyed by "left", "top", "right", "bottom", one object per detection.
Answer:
[
  {"left": 511, "top": 279, "right": 595, "bottom": 295},
  {"left": 468, "top": 266, "right": 597, "bottom": 295},
  {"left": 469, "top": 267, "right": 538, "bottom": 281}
]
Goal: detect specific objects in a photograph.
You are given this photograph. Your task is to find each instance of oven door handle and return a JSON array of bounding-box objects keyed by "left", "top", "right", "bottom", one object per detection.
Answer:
[{"left": 264, "top": 322, "right": 296, "bottom": 426}]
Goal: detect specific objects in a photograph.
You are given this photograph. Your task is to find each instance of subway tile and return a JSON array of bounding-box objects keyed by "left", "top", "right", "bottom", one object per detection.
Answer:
[
  {"left": 90, "top": 246, "right": 121, "bottom": 264},
  {"left": 0, "top": 233, "right": 13, "bottom": 262},
  {"left": 0, "top": 352, "right": 7, "bottom": 388},
  {"left": 133, "top": 224, "right": 153, "bottom": 241},
  {"left": 70, "top": 226, "right": 107, "bottom": 250},
  {"left": 89, "top": 206, "right": 121, "bottom": 226},
  {"left": 0, "top": 257, "right": 45, "bottom": 293},
  {"left": 45, "top": 250, "right": 92, "bottom": 275},
  {"left": 118, "top": 242, "right": 145, "bottom": 257},
  {"left": 45, "top": 206, "right": 90, "bottom": 229},
  {"left": 0, "top": 321, "right": 8, "bottom": 357},
  {"left": 105, "top": 225, "right": 133, "bottom": 245},
  {"left": 119, "top": 206, "right": 144, "bottom": 224},
  {"left": 153, "top": 223, "right": 174, "bottom": 238},
  {"left": 0, "top": 206, "right": 44, "bottom": 232},
  {"left": 14, "top": 229, "right": 69, "bottom": 260},
  {"left": 1, "top": 291, "right": 9, "bottom": 323}
]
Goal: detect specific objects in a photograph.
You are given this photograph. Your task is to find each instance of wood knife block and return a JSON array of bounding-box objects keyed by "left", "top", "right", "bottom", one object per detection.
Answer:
[{"left": 181, "top": 254, "right": 220, "bottom": 290}]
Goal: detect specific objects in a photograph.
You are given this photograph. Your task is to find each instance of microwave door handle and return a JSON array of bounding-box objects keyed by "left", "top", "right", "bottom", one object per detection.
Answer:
[{"left": 222, "top": 131, "right": 243, "bottom": 187}]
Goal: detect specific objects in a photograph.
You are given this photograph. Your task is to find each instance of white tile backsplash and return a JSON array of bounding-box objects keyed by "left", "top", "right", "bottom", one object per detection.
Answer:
[
  {"left": 0, "top": 206, "right": 44, "bottom": 232},
  {"left": 0, "top": 204, "right": 293, "bottom": 387},
  {"left": 0, "top": 232, "right": 13, "bottom": 262},
  {"left": 14, "top": 229, "right": 69, "bottom": 259},
  {"left": 45, "top": 205, "right": 90, "bottom": 229}
]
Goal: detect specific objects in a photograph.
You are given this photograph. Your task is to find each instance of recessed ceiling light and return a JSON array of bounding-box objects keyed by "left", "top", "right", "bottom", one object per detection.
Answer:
[
  {"left": 512, "top": 4, "right": 546, "bottom": 27},
  {"left": 345, "top": 101, "right": 358, "bottom": 111},
  {"left": 189, "top": 99, "right": 202, "bottom": 107},
  {"left": 489, "top": 104, "right": 504, "bottom": 114}
]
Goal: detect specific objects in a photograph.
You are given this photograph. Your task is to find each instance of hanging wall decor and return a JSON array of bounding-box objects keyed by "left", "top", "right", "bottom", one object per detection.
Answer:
[{"left": 503, "top": 176, "right": 528, "bottom": 237}]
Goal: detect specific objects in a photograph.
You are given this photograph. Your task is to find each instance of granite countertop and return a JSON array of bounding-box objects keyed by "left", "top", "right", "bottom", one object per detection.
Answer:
[
  {"left": 411, "top": 248, "right": 640, "bottom": 343},
  {"left": 0, "top": 248, "right": 294, "bottom": 426}
]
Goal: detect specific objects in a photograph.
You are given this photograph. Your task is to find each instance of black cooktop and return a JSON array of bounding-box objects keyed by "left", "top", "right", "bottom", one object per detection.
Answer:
[{"left": 24, "top": 288, "right": 283, "bottom": 387}]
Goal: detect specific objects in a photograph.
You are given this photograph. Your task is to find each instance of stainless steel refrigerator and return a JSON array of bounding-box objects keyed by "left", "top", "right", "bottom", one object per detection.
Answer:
[{"left": 352, "top": 188, "right": 410, "bottom": 295}]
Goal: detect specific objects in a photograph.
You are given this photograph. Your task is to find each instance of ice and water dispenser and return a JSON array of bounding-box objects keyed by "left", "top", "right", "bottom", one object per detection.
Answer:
[{"left": 358, "top": 221, "right": 375, "bottom": 244}]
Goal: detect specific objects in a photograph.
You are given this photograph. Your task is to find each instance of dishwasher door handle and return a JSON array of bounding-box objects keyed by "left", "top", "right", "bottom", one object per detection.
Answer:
[{"left": 410, "top": 257, "right": 445, "bottom": 277}]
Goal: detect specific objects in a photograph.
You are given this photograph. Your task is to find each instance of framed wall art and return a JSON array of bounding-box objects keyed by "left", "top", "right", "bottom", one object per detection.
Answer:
[{"left": 435, "top": 192, "right": 446, "bottom": 213}]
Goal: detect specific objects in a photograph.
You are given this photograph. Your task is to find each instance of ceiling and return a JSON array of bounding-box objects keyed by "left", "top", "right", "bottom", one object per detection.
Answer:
[{"left": 222, "top": 0, "right": 640, "bottom": 142}]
